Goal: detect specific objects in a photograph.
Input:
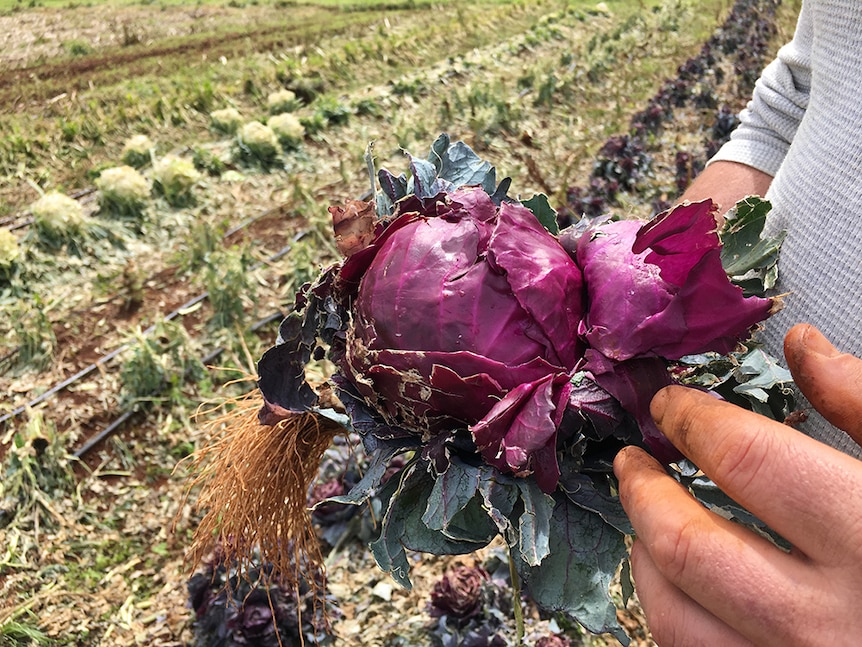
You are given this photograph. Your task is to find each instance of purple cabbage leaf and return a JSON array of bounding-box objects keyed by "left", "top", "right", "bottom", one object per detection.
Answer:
[{"left": 571, "top": 199, "right": 772, "bottom": 363}]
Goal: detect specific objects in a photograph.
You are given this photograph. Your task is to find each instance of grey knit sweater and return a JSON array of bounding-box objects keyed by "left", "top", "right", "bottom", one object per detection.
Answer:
[{"left": 711, "top": 0, "right": 862, "bottom": 453}]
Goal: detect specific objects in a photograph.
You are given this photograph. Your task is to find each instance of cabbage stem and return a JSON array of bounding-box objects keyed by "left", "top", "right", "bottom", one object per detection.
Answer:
[{"left": 508, "top": 545, "right": 525, "bottom": 645}]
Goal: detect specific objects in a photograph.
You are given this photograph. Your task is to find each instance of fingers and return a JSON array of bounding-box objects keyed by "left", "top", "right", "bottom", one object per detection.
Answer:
[
  {"left": 649, "top": 385, "right": 862, "bottom": 558},
  {"left": 629, "top": 540, "right": 756, "bottom": 647},
  {"left": 784, "top": 323, "right": 862, "bottom": 444},
  {"left": 615, "top": 446, "right": 810, "bottom": 646}
]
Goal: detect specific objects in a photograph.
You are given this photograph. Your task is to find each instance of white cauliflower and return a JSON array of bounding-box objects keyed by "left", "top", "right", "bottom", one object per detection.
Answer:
[
  {"left": 0, "top": 228, "right": 19, "bottom": 270},
  {"left": 121, "top": 134, "right": 154, "bottom": 168},
  {"left": 96, "top": 165, "right": 150, "bottom": 219},
  {"left": 30, "top": 191, "right": 86, "bottom": 237},
  {"left": 266, "top": 89, "right": 300, "bottom": 115},
  {"left": 236, "top": 121, "right": 282, "bottom": 166},
  {"left": 268, "top": 113, "right": 305, "bottom": 150},
  {"left": 152, "top": 155, "right": 201, "bottom": 207},
  {"left": 210, "top": 107, "right": 243, "bottom": 135}
]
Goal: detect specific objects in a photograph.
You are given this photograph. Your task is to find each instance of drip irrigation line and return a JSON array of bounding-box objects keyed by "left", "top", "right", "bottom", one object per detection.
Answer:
[
  {"left": 73, "top": 309, "right": 285, "bottom": 459},
  {"left": 9, "top": 217, "right": 33, "bottom": 232},
  {"left": 1, "top": 233, "right": 301, "bottom": 428},
  {"left": 73, "top": 410, "right": 136, "bottom": 459},
  {"left": 222, "top": 203, "right": 286, "bottom": 239},
  {"left": 71, "top": 188, "right": 97, "bottom": 200},
  {"left": 0, "top": 345, "right": 133, "bottom": 426},
  {"left": 0, "top": 291, "right": 209, "bottom": 427}
]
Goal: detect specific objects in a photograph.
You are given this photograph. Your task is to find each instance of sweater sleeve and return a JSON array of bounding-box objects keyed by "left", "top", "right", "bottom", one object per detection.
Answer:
[{"left": 709, "top": 3, "right": 813, "bottom": 176}]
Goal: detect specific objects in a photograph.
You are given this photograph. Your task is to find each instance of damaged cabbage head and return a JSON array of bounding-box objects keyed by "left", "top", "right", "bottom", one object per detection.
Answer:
[{"left": 340, "top": 186, "right": 585, "bottom": 492}]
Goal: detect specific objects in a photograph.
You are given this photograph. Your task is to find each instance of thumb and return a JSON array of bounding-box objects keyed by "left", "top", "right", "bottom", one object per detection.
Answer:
[{"left": 784, "top": 324, "right": 862, "bottom": 444}]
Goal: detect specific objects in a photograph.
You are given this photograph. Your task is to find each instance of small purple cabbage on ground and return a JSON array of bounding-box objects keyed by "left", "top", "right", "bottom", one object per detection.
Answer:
[
  {"left": 188, "top": 556, "right": 334, "bottom": 647},
  {"left": 428, "top": 564, "right": 511, "bottom": 647},
  {"left": 341, "top": 187, "right": 585, "bottom": 491},
  {"left": 430, "top": 565, "right": 490, "bottom": 620}
]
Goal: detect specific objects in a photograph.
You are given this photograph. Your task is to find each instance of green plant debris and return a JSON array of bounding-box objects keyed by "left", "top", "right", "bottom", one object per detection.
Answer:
[{"left": 119, "top": 320, "right": 208, "bottom": 410}]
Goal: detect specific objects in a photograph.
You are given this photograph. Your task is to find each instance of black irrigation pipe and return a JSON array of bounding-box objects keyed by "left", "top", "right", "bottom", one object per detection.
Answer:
[
  {"left": 222, "top": 204, "right": 285, "bottom": 239},
  {"left": 0, "top": 290, "right": 209, "bottom": 427},
  {"left": 0, "top": 237, "right": 300, "bottom": 428},
  {"left": 73, "top": 410, "right": 137, "bottom": 460},
  {"left": 8, "top": 217, "right": 33, "bottom": 232},
  {"left": 72, "top": 309, "right": 286, "bottom": 459}
]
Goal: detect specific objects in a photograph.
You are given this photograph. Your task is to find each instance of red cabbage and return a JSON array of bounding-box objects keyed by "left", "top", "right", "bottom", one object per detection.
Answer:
[{"left": 342, "top": 187, "right": 584, "bottom": 491}]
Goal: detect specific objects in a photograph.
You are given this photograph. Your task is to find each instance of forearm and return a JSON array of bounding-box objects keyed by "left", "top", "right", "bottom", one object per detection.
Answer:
[{"left": 679, "top": 160, "right": 773, "bottom": 215}]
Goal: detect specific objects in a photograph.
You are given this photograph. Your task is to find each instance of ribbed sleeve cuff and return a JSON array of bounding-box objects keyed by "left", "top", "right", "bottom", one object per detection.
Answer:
[{"left": 707, "top": 138, "right": 787, "bottom": 177}]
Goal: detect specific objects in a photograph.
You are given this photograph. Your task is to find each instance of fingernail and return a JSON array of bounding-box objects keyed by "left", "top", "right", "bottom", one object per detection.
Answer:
[
  {"left": 800, "top": 324, "right": 840, "bottom": 358},
  {"left": 613, "top": 445, "right": 643, "bottom": 478},
  {"left": 649, "top": 386, "right": 671, "bottom": 426},
  {"left": 612, "top": 446, "right": 631, "bottom": 478}
]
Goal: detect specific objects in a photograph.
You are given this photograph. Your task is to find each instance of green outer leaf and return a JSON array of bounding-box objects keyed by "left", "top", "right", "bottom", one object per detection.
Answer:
[
  {"left": 409, "top": 156, "right": 440, "bottom": 198},
  {"left": 720, "top": 196, "right": 771, "bottom": 273},
  {"left": 369, "top": 467, "right": 413, "bottom": 588},
  {"left": 522, "top": 193, "right": 559, "bottom": 235},
  {"left": 428, "top": 132, "right": 450, "bottom": 170},
  {"left": 516, "top": 479, "right": 554, "bottom": 567},
  {"left": 720, "top": 196, "right": 785, "bottom": 295},
  {"left": 439, "top": 494, "right": 498, "bottom": 544},
  {"left": 517, "top": 494, "right": 630, "bottom": 645},
  {"left": 326, "top": 446, "right": 400, "bottom": 507},
  {"left": 370, "top": 462, "right": 491, "bottom": 589},
  {"left": 313, "top": 407, "right": 350, "bottom": 429},
  {"left": 422, "top": 457, "right": 481, "bottom": 531},
  {"left": 422, "top": 457, "right": 496, "bottom": 543},
  {"left": 683, "top": 475, "right": 765, "bottom": 528},
  {"left": 733, "top": 347, "right": 792, "bottom": 384},
  {"left": 557, "top": 470, "right": 633, "bottom": 535},
  {"left": 620, "top": 558, "right": 634, "bottom": 607},
  {"left": 723, "top": 346, "right": 794, "bottom": 417},
  {"left": 679, "top": 343, "right": 795, "bottom": 422},
  {"left": 427, "top": 132, "right": 496, "bottom": 191},
  {"left": 478, "top": 467, "right": 519, "bottom": 542}
]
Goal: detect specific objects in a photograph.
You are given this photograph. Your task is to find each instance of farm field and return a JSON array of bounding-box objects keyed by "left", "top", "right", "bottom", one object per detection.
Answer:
[{"left": 0, "top": 0, "right": 800, "bottom": 645}]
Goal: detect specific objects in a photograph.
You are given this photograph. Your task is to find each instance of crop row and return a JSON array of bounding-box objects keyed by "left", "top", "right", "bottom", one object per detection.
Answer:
[
  {"left": 2, "top": 1, "right": 732, "bottom": 457},
  {"left": 561, "top": 0, "right": 782, "bottom": 223},
  {"left": 1, "top": 0, "right": 788, "bottom": 474}
]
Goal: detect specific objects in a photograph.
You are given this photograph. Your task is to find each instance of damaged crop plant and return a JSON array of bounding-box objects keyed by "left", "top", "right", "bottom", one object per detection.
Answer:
[{"left": 188, "top": 134, "right": 791, "bottom": 644}]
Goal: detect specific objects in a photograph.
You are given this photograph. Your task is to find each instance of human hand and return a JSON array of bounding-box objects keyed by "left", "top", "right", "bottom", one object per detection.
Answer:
[{"left": 614, "top": 324, "right": 862, "bottom": 646}]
